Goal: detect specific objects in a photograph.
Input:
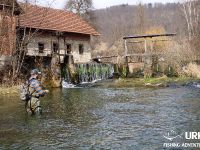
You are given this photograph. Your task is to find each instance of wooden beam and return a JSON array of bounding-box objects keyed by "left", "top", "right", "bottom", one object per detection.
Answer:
[
  {"left": 59, "top": 54, "right": 73, "bottom": 56},
  {"left": 127, "top": 41, "right": 144, "bottom": 43},
  {"left": 124, "top": 39, "right": 128, "bottom": 56},
  {"left": 123, "top": 33, "right": 176, "bottom": 39}
]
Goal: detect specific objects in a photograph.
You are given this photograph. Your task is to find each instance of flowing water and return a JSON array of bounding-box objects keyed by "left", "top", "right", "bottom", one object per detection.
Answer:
[
  {"left": 0, "top": 84, "right": 200, "bottom": 150},
  {"left": 62, "top": 63, "right": 114, "bottom": 85},
  {"left": 75, "top": 63, "right": 114, "bottom": 83}
]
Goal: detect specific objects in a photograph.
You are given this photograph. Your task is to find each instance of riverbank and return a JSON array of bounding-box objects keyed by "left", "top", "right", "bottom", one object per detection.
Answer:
[
  {"left": 0, "top": 86, "right": 19, "bottom": 95},
  {"left": 93, "top": 76, "right": 199, "bottom": 88},
  {"left": 0, "top": 76, "right": 199, "bottom": 94}
]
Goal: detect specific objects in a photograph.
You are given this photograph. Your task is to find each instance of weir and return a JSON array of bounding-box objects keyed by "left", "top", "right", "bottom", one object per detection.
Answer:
[
  {"left": 75, "top": 63, "right": 114, "bottom": 83},
  {"left": 61, "top": 58, "right": 114, "bottom": 87}
]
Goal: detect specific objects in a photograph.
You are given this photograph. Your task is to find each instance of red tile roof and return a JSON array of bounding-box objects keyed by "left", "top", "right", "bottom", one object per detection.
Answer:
[{"left": 19, "top": 4, "right": 99, "bottom": 36}]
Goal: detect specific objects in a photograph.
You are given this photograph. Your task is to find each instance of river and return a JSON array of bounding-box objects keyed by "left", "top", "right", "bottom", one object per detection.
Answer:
[{"left": 0, "top": 84, "right": 200, "bottom": 149}]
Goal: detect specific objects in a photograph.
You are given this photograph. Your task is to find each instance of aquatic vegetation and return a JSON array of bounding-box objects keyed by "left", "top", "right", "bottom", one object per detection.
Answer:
[{"left": 62, "top": 63, "right": 114, "bottom": 84}]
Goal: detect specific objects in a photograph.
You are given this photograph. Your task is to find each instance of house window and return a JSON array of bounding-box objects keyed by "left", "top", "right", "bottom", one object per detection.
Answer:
[
  {"left": 79, "top": 44, "right": 84, "bottom": 54},
  {"left": 38, "top": 42, "right": 44, "bottom": 53},
  {"left": 66, "top": 44, "right": 72, "bottom": 54},
  {"left": 53, "top": 42, "right": 59, "bottom": 53}
]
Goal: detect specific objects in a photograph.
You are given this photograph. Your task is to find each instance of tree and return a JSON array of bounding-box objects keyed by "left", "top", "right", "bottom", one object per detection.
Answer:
[
  {"left": 137, "top": 3, "right": 146, "bottom": 34},
  {"left": 64, "top": 0, "right": 93, "bottom": 17},
  {"left": 180, "top": 0, "right": 200, "bottom": 59},
  {"left": 181, "top": 0, "right": 200, "bottom": 40}
]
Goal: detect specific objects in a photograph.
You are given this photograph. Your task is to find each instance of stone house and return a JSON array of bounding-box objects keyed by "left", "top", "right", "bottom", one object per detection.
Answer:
[
  {"left": 0, "top": 1, "right": 99, "bottom": 72},
  {"left": 19, "top": 4, "right": 99, "bottom": 65},
  {"left": 15, "top": 4, "right": 100, "bottom": 86}
]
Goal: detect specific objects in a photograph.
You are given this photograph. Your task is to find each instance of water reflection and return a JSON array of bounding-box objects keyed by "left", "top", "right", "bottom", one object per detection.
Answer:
[{"left": 0, "top": 86, "right": 200, "bottom": 149}]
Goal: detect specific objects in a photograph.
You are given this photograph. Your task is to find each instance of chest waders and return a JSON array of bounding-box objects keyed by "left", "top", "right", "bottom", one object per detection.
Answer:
[{"left": 26, "top": 97, "right": 42, "bottom": 115}]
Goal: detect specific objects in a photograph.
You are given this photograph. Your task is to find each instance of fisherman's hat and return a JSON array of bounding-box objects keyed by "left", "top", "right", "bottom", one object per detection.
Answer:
[{"left": 31, "top": 69, "right": 42, "bottom": 75}]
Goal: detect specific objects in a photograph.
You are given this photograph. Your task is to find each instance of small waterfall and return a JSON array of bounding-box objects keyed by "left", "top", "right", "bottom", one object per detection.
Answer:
[
  {"left": 61, "top": 63, "right": 76, "bottom": 88},
  {"left": 75, "top": 63, "right": 114, "bottom": 83},
  {"left": 61, "top": 63, "right": 114, "bottom": 87}
]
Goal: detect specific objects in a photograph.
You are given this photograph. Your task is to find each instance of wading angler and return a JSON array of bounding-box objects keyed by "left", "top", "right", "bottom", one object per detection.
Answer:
[{"left": 20, "top": 69, "right": 49, "bottom": 115}]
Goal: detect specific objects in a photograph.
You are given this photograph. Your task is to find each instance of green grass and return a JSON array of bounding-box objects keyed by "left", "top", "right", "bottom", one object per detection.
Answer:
[
  {"left": 144, "top": 76, "right": 197, "bottom": 84},
  {"left": 105, "top": 76, "right": 199, "bottom": 88}
]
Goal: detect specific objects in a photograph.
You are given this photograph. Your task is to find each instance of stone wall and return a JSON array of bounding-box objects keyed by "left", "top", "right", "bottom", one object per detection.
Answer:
[
  {"left": 26, "top": 31, "right": 92, "bottom": 63},
  {"left": 0, "top": 12, "right": 17, "bottom": 71},
  {"left": 0, "top": 14, "right": 16, "bottom": 55}
]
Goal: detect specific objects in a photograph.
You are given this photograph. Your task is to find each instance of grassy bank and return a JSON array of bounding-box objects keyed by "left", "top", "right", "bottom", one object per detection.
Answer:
[
  {"left": 94, "top": 76, "right": 199, "bottom": 88},
  {"left": 0, "top": 86, "right": 19, "bottom": 95},
  {"left": 144, "top": 76, "right": 197, "bottom": 85}
]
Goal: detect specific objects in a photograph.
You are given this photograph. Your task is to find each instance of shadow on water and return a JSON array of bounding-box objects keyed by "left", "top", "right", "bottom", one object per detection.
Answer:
[{"left": 0, "top": 85, "right": 200, "bottom": 149}]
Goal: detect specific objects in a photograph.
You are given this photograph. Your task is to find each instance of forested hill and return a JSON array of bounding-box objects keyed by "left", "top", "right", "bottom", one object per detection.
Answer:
[{"left": 90, "top": 3, "right": 185, "bottom": 46}]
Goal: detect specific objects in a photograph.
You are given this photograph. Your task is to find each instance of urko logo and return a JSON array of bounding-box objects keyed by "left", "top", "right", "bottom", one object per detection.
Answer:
[
  {"left": 163, "top": 130, "right": 183, "bottom": 141},
  {"left": 185, "top": 132, "right": 200, "bottom": 139},
  {"left": 163, "top": 130, "right": 200, "bottom": 148}
]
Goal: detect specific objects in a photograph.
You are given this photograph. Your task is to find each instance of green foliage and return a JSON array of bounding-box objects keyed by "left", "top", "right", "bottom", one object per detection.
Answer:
[{"left": 164, "top": 65, "right": 178, "bottom": 77}]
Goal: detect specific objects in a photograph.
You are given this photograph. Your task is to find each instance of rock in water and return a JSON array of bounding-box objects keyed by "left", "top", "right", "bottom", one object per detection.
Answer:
[{"left": 62, "top": 80, "right": 76, "bottom": 88}]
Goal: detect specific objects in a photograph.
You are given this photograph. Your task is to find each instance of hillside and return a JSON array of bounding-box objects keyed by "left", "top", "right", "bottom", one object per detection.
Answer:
[{"left": 90, "top": 3, "right": 185, "bottom": 48}]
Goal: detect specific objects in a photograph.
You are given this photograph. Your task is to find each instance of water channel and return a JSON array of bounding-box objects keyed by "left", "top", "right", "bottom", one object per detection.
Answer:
[{"left": 0, "top": 82, "right": 200, "bottom": 149}]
